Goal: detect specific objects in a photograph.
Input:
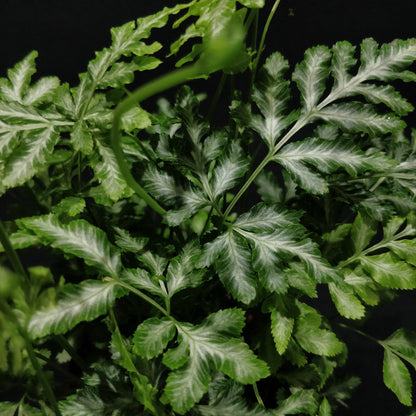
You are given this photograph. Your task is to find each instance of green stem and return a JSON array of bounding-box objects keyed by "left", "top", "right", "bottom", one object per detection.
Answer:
[
  {"left": 252, "top": 382, "right": 265, "bottom": 407},
  {"left": 114, "top": 279, "right": 170, "bottom": 317},
  {"left": 224, "top": 150, "right": 274, "bottom": 218},
  {"left": 338, "top": 323, "right": 379, "bottom": 343},
  {"left": 0, "top": 219, "right": 29, "bottom": 281},
  {"left": 207, "top": 72, "right": 227, "bottom": 121},
  {"left": 249, "top": 0, "right": 282, "bottom": 92},
  {"left": 56, "top": 335, "right": 87, "bottom": 371},
  {"left": 111, "top": 64, "right": 203, "bottom": 216}
]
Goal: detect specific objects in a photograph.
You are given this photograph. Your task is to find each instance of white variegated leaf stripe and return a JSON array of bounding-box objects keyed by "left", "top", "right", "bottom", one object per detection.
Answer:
[
  {"left": 143, "top": 166, "right": 182, "bottom": 205},
  {"left": 234, "top": 203, "right": 301, "bottom": 232},
  {"left": 235, "top": 227, "right": 339, "bottom": 284},
  {"left": 201, "top": 230, "right": 258, "bottom": 304},
  {"left": 292, "top": 46, "right": 331, "bottom": 111},
  {"left": 121, "top": 268, "right": 166, "bottom": 298},
  {"left": 273, "top": 138, "right": 396, "bottom": 191},
  {"left": 2, "top": 127, "right": 59, "bottom": 189},
  {"left": 28, "top": 280, "right": 122, "bottom": 338},
  {"left": 358, "top": 38, "right": 416, "bottom": 82},
  {"left": 113, "top": 227, "right": 148, "bottom": 253},
  {"left": 331, "top": 41, "right": 357, "bottom": 91},
  {"left": 166, "top": 241, "right": 205, "bottom": 297},
  {"left": 91, "top": 140, "right": 133, "bottom": 201},
  {"left": 270, "top": 308, "right": 294, "bottom": 355},
  {"left": 316, "top": 102, "right": 405, "bottom": 135},
  {"left": 133, "top": 317, "right": 176, "bottom": 359},
  {"left": 0, "top": 51, "right": 59, "bottom": 106},
  {"left": 163, "top": 309, "right": 269, "bottom": 414},
  {"left": 20, "top": 215, "right": 121, "bottom": 277},
  {"left": 211, "top": 141, "right": 249, "bottom": 199}
]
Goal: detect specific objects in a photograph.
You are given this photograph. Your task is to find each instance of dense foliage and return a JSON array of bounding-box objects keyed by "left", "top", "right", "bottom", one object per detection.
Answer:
[{"left": 1, "top": 1, "right": 416, "bottom": 414}]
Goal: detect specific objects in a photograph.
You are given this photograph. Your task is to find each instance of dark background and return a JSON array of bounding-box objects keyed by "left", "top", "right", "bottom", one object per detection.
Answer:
[{"left": 1, "top": 1, "right": 416, "bottom": 414}]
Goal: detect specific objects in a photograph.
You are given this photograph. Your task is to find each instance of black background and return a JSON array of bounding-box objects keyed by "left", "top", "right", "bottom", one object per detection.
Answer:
[{"left": 1, "top": 1, "right": 416, "bottom": 414}]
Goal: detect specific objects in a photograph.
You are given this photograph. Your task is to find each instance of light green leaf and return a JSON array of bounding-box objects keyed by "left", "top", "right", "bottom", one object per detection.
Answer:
[
  {"left": 120, "top": 106, "right": 152, "bottom": 132},
  {"left": 382, "top": 329, "right": 416, "bottom": 370},
  {"left": 293, "top": 46, "right": 331, "bottom": 112},
  {"left": 350, "top": 212, "right": 377, "bottom": 254},
  {"left": 92, "top": 139, "right": 134, "bottom": 201},
  {"left": 331, "top": 41, "right": 356, "bottom": 91},
  {"left": 71, "top": 120, "right": 93, "bottom": 154},
  {"left": 343, "top": 269, "right": 380, "bottom": 306},
  {"left": 164, "top": 308, "right": 269, "bottom": 414},
  {"left": 275, "top": 388, "right": 319, "bottom": 415},
  {"left": 0, "top": 230, "right": 40, "bottom": 253},
  {"left": 316, "top": 102, "right": 405, "bottom": 135},
  {"left": 133, "top": 317, "right": 176, "bottom": 359},
  {"left": 0, "top": 402, "right": 18, "bottom": 416},
  {"left": 360, "top": 252, "right": 416, "bottom": 289},
  {"left": 143, "top": 166, "right": 182, "bottom": 205},
  {"left": 294, "top": 303, "right": 343, "bottom": 357},
  {"left": 28, "top": 279, "right": 122, "bottom": 338},
  {"left": 385, "top": 239, "right": 416, "bottom": 267},
  {"left": 52, "top": 197, "right": 86, "bottom": 217},
  {"left": 328, "top": 282, "right": 365, "bottom": 320},
  {"left": 318, "top": 397, "right": 332, "bottom": 416},
  {"left": 270, "top": 308, "right": 294, "bottom": 355},
  {"left": 20, "top": 215, "right": 121, "bottom": 277},
  {"left": 383, "top": 349, "right": 412, "bottom": 406}
]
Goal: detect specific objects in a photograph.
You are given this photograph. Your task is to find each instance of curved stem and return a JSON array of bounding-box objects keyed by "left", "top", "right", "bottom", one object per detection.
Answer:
[
  {"left": 0, "top": 219, "right": 28, "bottom": 281},
  {"left": 111, "top": 64, "right": 202, "bottom": 216}
]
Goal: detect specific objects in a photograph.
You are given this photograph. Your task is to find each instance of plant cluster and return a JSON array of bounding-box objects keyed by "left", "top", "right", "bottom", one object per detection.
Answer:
[{"left": 1, "top": 1, "right": 416, "bottom": 415}]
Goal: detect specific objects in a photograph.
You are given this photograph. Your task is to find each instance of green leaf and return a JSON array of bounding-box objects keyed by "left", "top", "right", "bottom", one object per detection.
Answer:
[
  {"left": 275, "top": 388, "right": 319, "bottom": 415},
  {"left": 52, "top": 197, "right": 86, "bottom": 217},
  {"left": 92, "top": 139, "right": 134, "bottom": 201},
  {"left": 270, "top": 308, "right": 294, "bottom": 355},
  {"left": 385, "top": 238, "right": 416, "bottom": 267},
  {"left": 360, "top": 252, "right": 416, "bottom": 289},
  {"left": 382, "top": 329, "right": 416, "bottom": 370},
  {"left": 294, "top": 302, "right": 343, "bottom": 357},
  {"left": 383, "top": 349, "right": 412, "bottom": 406},
  {"left": 20, "top": 215, "right": 121, "bottom": 277},
  {"left": 328, "top": 282, "right": 365, "bottom": 320},
  {"left": 318, "top": 397, "right": 332, "bottom": 416},
  {"left": 293, "top": 46, "right": 331, "bottom": 112},
  {"left": 28, "top": 279, "right": 122, "bottom": 338},
  {"left": 0, "top": 230, "right": 40, "bottom": 253},
  {"left": 164, "top": 308, "right": 269, "bottom": 414},
  {"left": 71, "top": 120, "right": 93, "bottom": 154},
  {"left": 133, "top": 317, "right": 176, "bottom": 359},
  {"left": 343, "top": 269, "right": 380, "bottom": 306},
  {"left": 350, "top": 212, "right": 377, "bottom": 254}
]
